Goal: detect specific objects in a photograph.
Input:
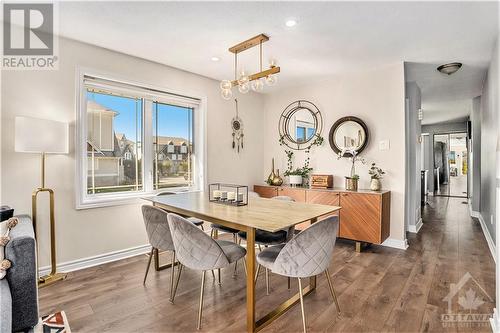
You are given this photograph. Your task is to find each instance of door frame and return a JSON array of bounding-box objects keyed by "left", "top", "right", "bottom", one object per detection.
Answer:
[{"left": 431, "top": 131, "right": 469, "bottom": 198}]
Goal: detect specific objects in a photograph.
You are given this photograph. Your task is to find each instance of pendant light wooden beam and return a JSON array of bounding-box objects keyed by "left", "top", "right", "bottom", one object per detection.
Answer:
[{"left": 229, "top": 33, "right": 269, "bottom": 54}]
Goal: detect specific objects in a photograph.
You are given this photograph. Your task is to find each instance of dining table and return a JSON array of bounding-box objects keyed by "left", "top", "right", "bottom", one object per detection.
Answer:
[{"left": 144, "top": 191, "right": 340, "bottom": 333}]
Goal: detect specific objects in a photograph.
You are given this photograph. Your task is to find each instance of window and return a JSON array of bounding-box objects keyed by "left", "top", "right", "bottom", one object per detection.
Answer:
[{"left": 76, "top": 71, "right": 206, "bottom": 208}]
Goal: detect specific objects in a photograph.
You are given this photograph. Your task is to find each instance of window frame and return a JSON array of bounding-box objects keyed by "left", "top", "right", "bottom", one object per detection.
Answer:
[{"left": 75, "top": 68, "right": 207, "bottom": 209}]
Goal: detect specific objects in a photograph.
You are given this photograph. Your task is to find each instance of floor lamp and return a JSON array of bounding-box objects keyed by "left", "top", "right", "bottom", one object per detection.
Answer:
[{"left": 15, "top": 116, "right": 69, "bottom": 287}]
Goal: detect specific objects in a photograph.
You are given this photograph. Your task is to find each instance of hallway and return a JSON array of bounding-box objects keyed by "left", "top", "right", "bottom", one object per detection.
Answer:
[{"left": 38, "top": 196, "right": 495, "bottom": 332}]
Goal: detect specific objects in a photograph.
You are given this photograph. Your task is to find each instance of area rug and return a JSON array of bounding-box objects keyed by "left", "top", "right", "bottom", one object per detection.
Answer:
[{"left": 34, "top": 311, "right": 71, "bottom": 333}]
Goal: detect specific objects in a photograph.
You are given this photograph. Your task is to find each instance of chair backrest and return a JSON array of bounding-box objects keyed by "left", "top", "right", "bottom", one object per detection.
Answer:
[
  {"left": 248, "top": 191, "right": 261, "bottom": 198},
  {"left": 142, "top": 205, "right": 175, "bottom": 252},
  {"left": 272, "top": 215, "right": 339, "bottom": 278},
  {"left": 167, "top": 213, "right": 230, "bottom": 270},
  {"left": 272, "top": 195, "right": 295, "bottom": 240}
]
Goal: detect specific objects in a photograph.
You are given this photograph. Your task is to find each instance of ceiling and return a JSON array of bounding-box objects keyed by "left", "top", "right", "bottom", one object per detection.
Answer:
[
  {"left": 405, "top": 62, "right": 486, "bottom": 125},
  {"left": 57, "top": 1, "right": 498, "bottom": 103}
]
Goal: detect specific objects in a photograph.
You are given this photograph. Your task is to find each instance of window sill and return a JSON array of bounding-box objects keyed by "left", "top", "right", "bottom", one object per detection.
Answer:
[{"left": 76, "top": 188, "right": 202, "bottom": 210}]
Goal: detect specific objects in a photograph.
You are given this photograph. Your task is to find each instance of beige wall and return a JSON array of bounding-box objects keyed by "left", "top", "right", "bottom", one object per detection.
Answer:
[
  {"left": 261, "top": 63, "right": 407, "bottom": 243},
  {"left": 1, "top": 37, "right": 265, "bottom": 267}
]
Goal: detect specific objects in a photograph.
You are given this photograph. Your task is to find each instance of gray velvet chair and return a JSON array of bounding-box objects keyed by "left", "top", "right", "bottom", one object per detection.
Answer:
[
  {"left": 141, "top": 205, "right": 179, "bottom": 300},
  {"left": 167, "top": 213, "right": 246, "bottom": 330},
  {"left": 238, "top": 195, "right": 295, "bottom": 294},
  {"left": 256, "top": 215, "right": 341, "bottom": 333},
  {"left": 157, "top": 192, "right": 205, "bottom": 229}
]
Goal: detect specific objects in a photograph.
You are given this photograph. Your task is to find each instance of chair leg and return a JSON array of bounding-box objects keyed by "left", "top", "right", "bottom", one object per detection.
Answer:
[
  {"left": 243, "top": 257, "right": 247, "bottom": 276},
  {"left": 170, "top": 263, "right": 183, "bottom": 303},
  {"left": 217, "top": 268, "right": 222, "bottom": 286},
  {"left": 197, "top": 271, "right": 206, "bottom": 330},
  {"left": 287, "top": 277, "right": 291, "bottom": 290},
  {"left": 211, "top": 270, "right": 216, "bottom": 280},
  {"left": 233, "top": 260, "right": 238, "bottom": 277},
  {"left": 143, "top": 248, "right": 154, "bottom": 285},
  {"left": 298, "top": 278, "right": 307, "bottom": 333},
  {"left": 265, "top": 268, "right": 270, "bottom": 295},
  {"left": 325, "top": 269, "right": 341, "bottom": 313},
  {"left": 169, "top": 251, "right": 176, "bottom": 299},
  {"left": 210, "top": 229, "right": 214, "bottom": 238},
  {"left": 201, "top": 224, "right": 205, "bottom": 231},
  {"left": 254, "top": 264, "right": 261, "bottom": 282}
]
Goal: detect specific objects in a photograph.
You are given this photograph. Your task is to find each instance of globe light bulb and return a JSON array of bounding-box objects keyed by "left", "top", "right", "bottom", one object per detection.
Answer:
[
  {"left": 221, "top": 88, "right": 232, "bottom": 100},
  {"left": 238, "top": 82, "right": 250, "bottom": 94},
  {"left": 238, "top": 71, "right": 249, "bottom": 85},
  {"left": 251, "top": 78, "right": 264, "bottom": 92},
  {"left": 265, "top": 74, "right": 278, "bottom": 86},
  {"left": 220, "top": 80, "right": 232, "bottom": 90}
]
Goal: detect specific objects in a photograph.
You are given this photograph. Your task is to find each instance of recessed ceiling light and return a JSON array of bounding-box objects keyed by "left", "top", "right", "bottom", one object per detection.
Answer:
[
  {"left": 285, "top": 19, "right": 297, "bottom": 27},
  {"left": 211, "top": 56, "right": 220, "bottom": 62}
]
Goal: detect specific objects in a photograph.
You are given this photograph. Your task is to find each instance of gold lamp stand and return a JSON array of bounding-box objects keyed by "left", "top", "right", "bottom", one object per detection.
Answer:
[{"left": 32, "top": 152, "right": 67, "bottom": 287}]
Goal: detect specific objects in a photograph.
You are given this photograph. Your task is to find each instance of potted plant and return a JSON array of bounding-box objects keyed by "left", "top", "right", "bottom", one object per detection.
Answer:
[
  {"left": 338, "top": 148, "right": 366, "bottom": 191},
  {"left": 368, "top": 163, "right": 385, "bottom": 191},
  {"left": 284, "top": 166, "right": 313, "bottom": 186},
  {"left": 345, "top": 174, "right": 359, "bottom": 191}
]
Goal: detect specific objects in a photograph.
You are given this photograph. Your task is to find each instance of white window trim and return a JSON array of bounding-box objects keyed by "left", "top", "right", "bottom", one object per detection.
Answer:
[{"left": 75, "top": 67, "right": 207, "bottom": 209}]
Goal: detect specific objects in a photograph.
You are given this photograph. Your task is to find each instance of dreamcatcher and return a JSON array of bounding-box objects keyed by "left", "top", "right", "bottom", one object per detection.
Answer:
[{"left": 231, "top": 99, "right": 244, "bottom": 152}]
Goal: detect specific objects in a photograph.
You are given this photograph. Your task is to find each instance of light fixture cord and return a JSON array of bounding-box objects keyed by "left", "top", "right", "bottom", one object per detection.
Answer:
[
  {"left": 234, "top": 52, "right": 237, "bottom": 81},
  {"left": 260, "top": 40, "right": 263, "bottom": 72}
]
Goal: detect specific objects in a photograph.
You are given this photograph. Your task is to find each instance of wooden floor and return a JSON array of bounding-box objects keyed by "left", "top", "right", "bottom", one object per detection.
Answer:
[{"left": 39, "top": 197, "right": 496, "bottom": 332}]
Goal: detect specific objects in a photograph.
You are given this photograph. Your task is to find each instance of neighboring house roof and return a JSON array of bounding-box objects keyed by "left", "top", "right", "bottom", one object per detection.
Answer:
[
  {"left": 86, "top": 100, "right": 119, "bottom": 116},
  {"left": 155, "top": 136, "right": 190, "bottom": 146}
]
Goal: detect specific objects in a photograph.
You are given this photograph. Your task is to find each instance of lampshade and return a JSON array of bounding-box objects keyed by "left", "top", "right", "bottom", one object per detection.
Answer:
[{"left": 15, "top": 116, "right": 68, "bottom": 153}]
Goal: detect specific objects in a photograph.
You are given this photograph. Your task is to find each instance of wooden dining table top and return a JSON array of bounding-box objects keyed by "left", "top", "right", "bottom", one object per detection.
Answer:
[{"left": 144, "top": 191, "right": 340, "bottom": 233}]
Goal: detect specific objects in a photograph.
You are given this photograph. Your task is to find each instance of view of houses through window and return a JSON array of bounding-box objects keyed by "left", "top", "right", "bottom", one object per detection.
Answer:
[
  {"left": 153, "top": 101, "right": 194, "bottom": 189},
  {"left": 87, "top": 91, "right": 143, "bottom": 194},
  {"left": 85, "top": 84, "right": 195, "bottom": 195}
]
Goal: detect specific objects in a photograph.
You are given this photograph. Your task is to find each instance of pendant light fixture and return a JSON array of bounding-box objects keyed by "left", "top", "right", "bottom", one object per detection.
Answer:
[{"left": 220, "top": 34, "right": 280, "bottom": 100}]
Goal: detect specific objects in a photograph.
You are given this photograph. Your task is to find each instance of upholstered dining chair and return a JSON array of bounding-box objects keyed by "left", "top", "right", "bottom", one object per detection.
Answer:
[
  {"left": 256, "top": 215, "right": 341, "bottom": 333},
  {"left": 141, "top": 205, "right": 177, "bottom": 299},
  {"left": 167, "top": 213, "right": 247, "bottom": 330},
  {"left": 157, "top": 192, "right": 205, "bottom": 230},
  {"left": 238, "top": 195, "right": 295, "bottom": 294}
]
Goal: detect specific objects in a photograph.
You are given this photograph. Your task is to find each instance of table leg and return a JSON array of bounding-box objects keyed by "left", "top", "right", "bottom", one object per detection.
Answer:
[{"left": 246, "top": 228, "right": 256, "bottom": 333}]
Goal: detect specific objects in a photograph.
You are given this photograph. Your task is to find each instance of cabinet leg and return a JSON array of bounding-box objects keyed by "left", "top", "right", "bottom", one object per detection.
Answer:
[
  {"left": 355, "top": 242, "right": 362, "bottom": 253},
  {"left": 355, "top": 242, "right": 371, "bottom": 253}
]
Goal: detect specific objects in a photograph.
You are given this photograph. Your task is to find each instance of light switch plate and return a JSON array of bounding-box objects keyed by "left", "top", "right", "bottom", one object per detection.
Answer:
[{"left": 379, "top": 140, "right": 390, "bottom": 151}]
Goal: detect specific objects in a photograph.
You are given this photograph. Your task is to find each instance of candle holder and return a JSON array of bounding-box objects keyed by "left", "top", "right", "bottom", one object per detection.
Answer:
[{"left": 208, "top": 183, "right": 248, "bottom": 206}]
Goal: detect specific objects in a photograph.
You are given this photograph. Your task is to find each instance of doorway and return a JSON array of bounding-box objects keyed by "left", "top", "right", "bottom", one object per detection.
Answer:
[{"left": 433, "top": 132, "right": 468, "bottom": 198}]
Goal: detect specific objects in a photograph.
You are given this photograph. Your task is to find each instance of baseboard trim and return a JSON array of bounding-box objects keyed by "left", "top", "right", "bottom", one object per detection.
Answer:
[
  {"left": 408, "top": 218, "right": 423, "bottom": 234},
  {"left": 381, "top": 237, "right": 409, "bottom": 250},
  {"left": 39, "top": 244, "right": 151, "bottom": 276},
  {"left": 491, "top": 308, "right": 498, "bottom": 333},
  {"left": 476, "top": 213, "right": 496, "bottom": 263}
]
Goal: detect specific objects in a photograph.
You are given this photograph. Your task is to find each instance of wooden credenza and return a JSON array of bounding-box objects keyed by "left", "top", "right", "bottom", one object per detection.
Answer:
[{"left": 254, "top": 185, "right": 391, "bottom": 249}]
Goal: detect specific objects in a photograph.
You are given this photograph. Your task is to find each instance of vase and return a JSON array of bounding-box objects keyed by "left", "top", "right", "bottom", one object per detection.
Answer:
[
  {"left": 345, "top": 177, "right": 358, "bottom": 191},
  {"left": 289, "top": 175, "right": 303, "bottom": 186},
  {"left": 271, "top": 169, "right": 284, "bottom": 186},
  {"left": 370, "top": 178, "right": 381, "bottom": 191},
  {"left": 267, "top": 158, "right": 277, "bottom": 185}
]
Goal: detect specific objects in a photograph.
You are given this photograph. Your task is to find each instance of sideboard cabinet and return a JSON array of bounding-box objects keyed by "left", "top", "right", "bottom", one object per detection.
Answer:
[{"left": 253, "top": 185, "right": 391, "bottom": 250}]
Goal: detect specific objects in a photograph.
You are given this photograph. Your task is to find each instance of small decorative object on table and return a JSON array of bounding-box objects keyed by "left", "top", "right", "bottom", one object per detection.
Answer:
[
  {"left": 310, "top": 175, "right": 333, "bottom": 189},
  {"left": 231, "top": 99, "right": 244, "bottom": 152},
  {"left": 209, "top": 183, "right": 248, "bottom": 206},
  {"left": 345, "top": 175, "right": 359, "bottom": 191},
  {"left": 368, "top": 162, "right": 385, "bottom": 191}
]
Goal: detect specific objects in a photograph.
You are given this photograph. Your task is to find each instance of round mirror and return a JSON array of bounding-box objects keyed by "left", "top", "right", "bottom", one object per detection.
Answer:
[
  {"left": 328, "top": 116, "right": 369, "bottom": 156},
  {"left": 278, "top": 100, "right": 323, "bottom": 150}
]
